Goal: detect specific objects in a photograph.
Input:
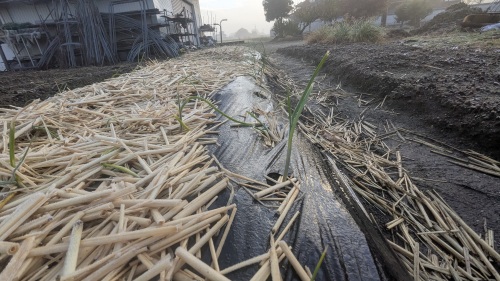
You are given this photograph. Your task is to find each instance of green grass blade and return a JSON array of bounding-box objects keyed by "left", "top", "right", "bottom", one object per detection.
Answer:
[
  {"left": 283, "top": 51, "right": 330, "bottom": 178},
  {"left": 0, "top": 192, "right": 16, "bottom": 209},
  {"left": 246, "top": 111, "right": 267, "bottom": 132},
  {"left": 102, "top": 163, "right": 139, "bottom": 177},
  {"left": 286, "top": 90, "right": 292, "bottom": 124},
  {"left": 12, "top": 146, "right": 30, "bottom": 176},
  {"left": 291, "top": 51, "right": 330, "bottom": 127},
  {"left": 283, "top": 124, "right": 295, "bottom": 178},
  {"left": 174, "top": 115, "right": 190, "bottom": 131},
  {"left": 310, "top": 247, "right": 328, "bottom": 281},
  {"left": 9, "top": 121, "right": 15, "bottom": 167},
  {"left": 179, "top": 96, "right": 264, "bottom": 129},
  {"left": 7, "top": 144, "right": 31, "bottom": 188}
]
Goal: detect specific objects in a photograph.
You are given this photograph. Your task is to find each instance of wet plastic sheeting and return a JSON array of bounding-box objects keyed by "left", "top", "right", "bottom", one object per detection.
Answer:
[{"left": 209, "top": 76, "right": 382, "bottom": 280}]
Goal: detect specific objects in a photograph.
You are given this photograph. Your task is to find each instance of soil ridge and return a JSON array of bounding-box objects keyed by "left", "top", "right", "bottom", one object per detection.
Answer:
[{"left": 278, "top": 43, "right": 500, "bottom": 158}]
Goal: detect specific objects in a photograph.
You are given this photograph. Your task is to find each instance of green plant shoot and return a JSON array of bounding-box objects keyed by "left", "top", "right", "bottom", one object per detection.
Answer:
[
  {"left": 9, "top": 120, "right": 15, "bottom": 167},
  {"left": 2, "top": 118, "right": 31, "bottom": 190},
  {"left": 283, "top": 51, "right": 330, "bottom": 178},
  {"left": 102, "top": 163, "right": 139, "bottom": 177},
  {"left": 177, "top": 96, "right": 265, "bottom": 131},
  {"left": 311, "top": 247, "right": 328, "bottom": 281}
]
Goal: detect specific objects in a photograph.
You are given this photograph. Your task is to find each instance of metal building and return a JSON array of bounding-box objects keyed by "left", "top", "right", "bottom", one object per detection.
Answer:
[{"left": 0, "top": 0, "right": 203, "bottom": 71}]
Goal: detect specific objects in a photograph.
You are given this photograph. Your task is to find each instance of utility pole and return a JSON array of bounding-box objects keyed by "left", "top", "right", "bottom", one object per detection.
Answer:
[{"left": 219, "top": 19, "right": 227, "bottom": 44}]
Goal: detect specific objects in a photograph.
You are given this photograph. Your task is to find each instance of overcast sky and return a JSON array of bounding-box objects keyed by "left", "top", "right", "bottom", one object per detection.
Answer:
[{"left": 200, "top": 0, "right": 300, "bottom": 36}]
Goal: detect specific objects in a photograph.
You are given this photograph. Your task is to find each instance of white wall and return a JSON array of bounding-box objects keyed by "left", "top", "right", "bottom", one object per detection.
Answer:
[
  {"left": 166, "top": 0, "right": 201, "bottom": 44},
  {"left": 170, "top": 0, "right": 201, "bottom": 23},
  {"left": 190, "top": 0, "right": 202, "bottom": 26},
  {"left": 472, "top": 2, "right": 499, "bottom": 12},
  {"left": 154, "top": 0, "right": 173, "bottom": 14}
]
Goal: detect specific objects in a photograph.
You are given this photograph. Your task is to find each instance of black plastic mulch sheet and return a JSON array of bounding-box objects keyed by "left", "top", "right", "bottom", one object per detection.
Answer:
[{"left": 206, "top": 76, "right": 409, "bottom": 281}]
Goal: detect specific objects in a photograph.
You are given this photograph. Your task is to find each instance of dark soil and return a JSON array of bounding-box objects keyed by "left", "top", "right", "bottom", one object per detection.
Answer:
[
  {"left": 0, "top": 63, "right": 137, "bottom": 107},
  {"left": 265, "top": 38, "right": 500, "bottom": 250},
  {"left": 278, "top": 41, "right": 500, "bottom": 158}
]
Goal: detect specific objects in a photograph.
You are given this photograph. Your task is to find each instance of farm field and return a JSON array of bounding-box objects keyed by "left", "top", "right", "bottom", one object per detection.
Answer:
[
  {"left": 263, "top": 30, "right": 500, "bottom": 250},
  {"left": 0, "top": 28, "right": 499, "bottom": 280}
]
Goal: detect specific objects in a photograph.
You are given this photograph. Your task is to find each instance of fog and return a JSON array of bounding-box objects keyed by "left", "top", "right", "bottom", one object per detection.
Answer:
[{"left": 200, "top": 0, "right": 278, "bottom": 37}]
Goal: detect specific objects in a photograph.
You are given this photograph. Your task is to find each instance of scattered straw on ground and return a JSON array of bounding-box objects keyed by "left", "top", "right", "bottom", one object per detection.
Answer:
[
  {"left": 0, "top": 47, "right": 307, "bottom": 281},
  {"left": 275, "top": 69, "right": 500, "bottom": 280}
]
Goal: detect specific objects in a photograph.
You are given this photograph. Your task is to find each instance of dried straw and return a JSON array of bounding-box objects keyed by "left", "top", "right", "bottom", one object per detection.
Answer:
[{"left": 0, "top": 47, "right": 279, "bottom": 280}]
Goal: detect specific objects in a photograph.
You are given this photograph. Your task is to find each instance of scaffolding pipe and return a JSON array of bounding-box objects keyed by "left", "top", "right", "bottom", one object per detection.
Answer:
[
  {"left": 181, "top": 0, "right": 199, "bottom": 46},
  {"left": 0, "top": 44, "right": 10, "bottom": 71}
]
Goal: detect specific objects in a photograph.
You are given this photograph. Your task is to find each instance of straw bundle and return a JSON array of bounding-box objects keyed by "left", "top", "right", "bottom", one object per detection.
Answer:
[{"left": 0, "top": 47, "right": 283, "bottom": 280}]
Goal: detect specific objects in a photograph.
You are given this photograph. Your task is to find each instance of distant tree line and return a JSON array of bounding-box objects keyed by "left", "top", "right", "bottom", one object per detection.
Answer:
[
  {"left": 233, "top": 27, "right": 263, "bottom": 39},
  {"left": 263, "top": 0, "right": 433, "bottom": 37}
]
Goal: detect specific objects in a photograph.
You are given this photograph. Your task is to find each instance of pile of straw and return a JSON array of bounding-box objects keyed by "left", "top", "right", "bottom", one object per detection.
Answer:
[{"left": 0, "top": 47, "right": 307, "bottom": 281}]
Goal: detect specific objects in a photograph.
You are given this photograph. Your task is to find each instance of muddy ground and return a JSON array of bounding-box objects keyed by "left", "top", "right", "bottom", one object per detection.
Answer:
[
  {"left": 0, "top": 36, "right": 498, "bottom": 251},
  {"left": 261, "top": 37, "right": 500, "bottom": 250}
]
